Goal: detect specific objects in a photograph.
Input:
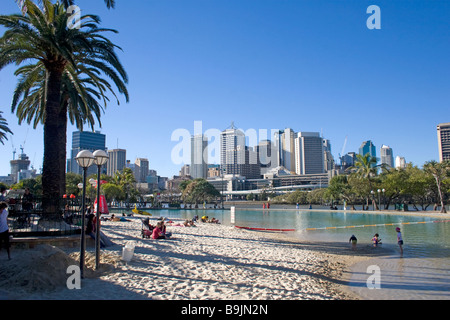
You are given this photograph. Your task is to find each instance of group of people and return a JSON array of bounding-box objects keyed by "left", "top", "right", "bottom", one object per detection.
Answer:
[
  {"left": 200, "top": 215, "right": 220, "bottom": 224},
  {"left": 349, "top": 227, "right": 404, "bottom": 254}
]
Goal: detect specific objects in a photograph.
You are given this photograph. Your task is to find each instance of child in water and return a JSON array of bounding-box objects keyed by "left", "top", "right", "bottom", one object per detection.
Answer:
[
  {"left": 349, "top": 234, "right": 357, "bottom": 250},
  {"left": 396, "top": 227, "right": 403, "bottom": 255},
  {"left": 372, "top": 233, "right": 382, "bottom": 247}
]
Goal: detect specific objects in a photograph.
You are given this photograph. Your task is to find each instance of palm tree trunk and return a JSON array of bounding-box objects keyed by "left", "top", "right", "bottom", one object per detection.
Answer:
[{"left": 42, "top": 67, "right": 65, "bottom": 218}]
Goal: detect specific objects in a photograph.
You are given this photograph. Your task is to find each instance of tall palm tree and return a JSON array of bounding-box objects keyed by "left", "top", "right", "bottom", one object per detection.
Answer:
[
  {"left": 0, "top": 111, "right": 13, "bottom": 145},
  {"left": 0, "top": 0, "right": 128, "bottom": 216},
  {"left": 423, "top": 160, "right": 449, "bottom": 213},
  {"left": 347, "top": 153, "right": 381, "bottom": 209}
]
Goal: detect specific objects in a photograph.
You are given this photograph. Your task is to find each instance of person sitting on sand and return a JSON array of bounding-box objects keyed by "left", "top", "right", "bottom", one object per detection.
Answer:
[
  {"left": 183, "top": 219, "right": 196, "bottom": 227},
  {"left": 372, "top": 233, "right": 382, "bottom": 247},
  {"left": 210, "top": 217, "right": 220, "bottom": 224},
  {"left": 201, "top": 215, "right": 208, "bottom": 222},
  {"left": 160, "top": 220, "right": 172, "bottom": 238},
  {"left": 152, "top": 221, "right": 166, "bottom": 239}
]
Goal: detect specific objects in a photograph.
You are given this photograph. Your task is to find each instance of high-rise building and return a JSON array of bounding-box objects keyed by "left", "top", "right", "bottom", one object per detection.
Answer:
[
  {"left": 134, "top": 158, "right": 149, "bottom": 183},
  {"left": 274, "top": 128, "right": 296, "bottom": 172},
  {"left": 294, "top": 132, "right": 324, "bottom": 175},
  {"left": 67, "top": 131, "right": 106, "bottom": 176},
  {"left": 107, "top": 149, "right": 126, "bottom": 176},
  {"left": 10, "top": 149, "right": 31, "bottom": 184},
  {"left": 437, "top": 123, "right": 450, "bottom": 162},
  {"left": 380, "top": 145, "right": 394, "bottom": 168},
  {"left": 323, "top": 139, "right": 334, "bottom": 172},
  {"left": 359, "top": 140, "right": 376, "bottom": 158},
  {"left": 256, "top": 139, "right": 278, "bottom": 175},
  {"left": 179, "top": 164, "right": 190, "bottom": 177},
  {"left": 220, "top": 125, "right": 246, "bottom": 175},
  {"left": 395, "top": 156, "right": 406, "bottom": 169},
  {"left": 191, "top": 134, "right": 208, "bottom": 179}
]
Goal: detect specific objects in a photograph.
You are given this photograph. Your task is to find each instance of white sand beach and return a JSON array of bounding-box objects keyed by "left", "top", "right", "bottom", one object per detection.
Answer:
[{"left": 0, "top": 216, "right": 361, "bottom": 300}]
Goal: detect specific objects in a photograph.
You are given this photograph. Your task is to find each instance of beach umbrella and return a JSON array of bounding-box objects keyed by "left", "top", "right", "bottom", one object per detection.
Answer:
[{"left": 93, "top": 195, "right": 109, "bottom": 214}]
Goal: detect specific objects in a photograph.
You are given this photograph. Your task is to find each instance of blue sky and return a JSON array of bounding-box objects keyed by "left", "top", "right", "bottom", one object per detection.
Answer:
[{"left": 1, "top": 0, "right": 449, "bottom": 178}]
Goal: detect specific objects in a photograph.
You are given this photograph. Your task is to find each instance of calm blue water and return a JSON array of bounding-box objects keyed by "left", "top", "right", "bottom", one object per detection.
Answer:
[{"left": 111, "top": 208, "right": 450, "bottom": 259}]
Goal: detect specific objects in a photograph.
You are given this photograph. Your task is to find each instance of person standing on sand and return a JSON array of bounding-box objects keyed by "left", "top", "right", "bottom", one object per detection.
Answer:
[
  {"left": 0, "top": 202, "right": 11, "bottom": 260},
  {"left": 396, "top": 227, "right": 403, "bottom": 255}
]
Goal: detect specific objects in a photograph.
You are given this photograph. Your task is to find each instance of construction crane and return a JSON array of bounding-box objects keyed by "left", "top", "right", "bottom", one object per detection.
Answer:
[{"left": 10, "top": 135, "right": 16, "bottom": 160}]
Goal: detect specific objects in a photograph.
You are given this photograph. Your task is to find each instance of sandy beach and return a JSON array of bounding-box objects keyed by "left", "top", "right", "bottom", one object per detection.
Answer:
[{"left": 0, "top": 216, "right": 366, "bottom": 300}]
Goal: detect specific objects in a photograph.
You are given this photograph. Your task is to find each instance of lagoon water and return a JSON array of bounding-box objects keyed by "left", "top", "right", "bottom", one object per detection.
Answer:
[{"left": 112, "top": 207, "right": 450, "bottom": 299}]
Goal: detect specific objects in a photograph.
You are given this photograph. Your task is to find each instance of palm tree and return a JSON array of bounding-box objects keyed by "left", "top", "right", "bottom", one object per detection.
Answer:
[
  {"left": 0, "top": 1, "right": 128, "bottom": 216},
  {"left": 347, "top": 153, "right": 381, "bottom": 209},
  {"left": 423, "top": 161, "right": 449, "bottom": 213},
  {"left": 0, "top": 111, "right": 13, "bottom": 145}
]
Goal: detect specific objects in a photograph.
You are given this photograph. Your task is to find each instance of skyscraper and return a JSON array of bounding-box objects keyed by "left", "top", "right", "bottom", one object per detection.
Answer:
[
  {"left": 359, "top": 140, "right": 376, "bottom": 158},
  {"left": 10, "top": 149, "right": 31, "bottom": 184},
  {"left": 437, "top": 123, "right": 450, "bottom": 162},
  {"left": 191, "top": 134, "right": 208, "bottom": 179},
  {"left": 395, "top": 156, "right": 406, "bottom": 169},
  {"left": 294, "top": 132, "right": 324, "bottom": 175},
  {"left": 107, "top": 149, "right": 126, "bottom": 176},
  {"left": 67, "top": 131, "right": 106, "bottom": 176},
  {"left": 220, "top": 125, "right": 245, "bottom": 175},
  {"left": 274, "top": 128, "right": 296, "bottom": 172},
  {"left": 134, "top": 158, "right": 149, "bottom": 183},
  {"left": 380, "top": 145, "right": 394, "bottom": 168}
]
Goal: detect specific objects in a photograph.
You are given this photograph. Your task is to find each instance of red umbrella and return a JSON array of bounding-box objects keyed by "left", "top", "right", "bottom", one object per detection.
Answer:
[{"left": 94, "top": 195, "right": 109, "bottom": 214}]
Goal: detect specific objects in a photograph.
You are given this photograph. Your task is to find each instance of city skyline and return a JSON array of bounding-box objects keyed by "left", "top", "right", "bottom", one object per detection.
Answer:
[{"left": 1, "top": 0, "right": 449, "bottom": 178}]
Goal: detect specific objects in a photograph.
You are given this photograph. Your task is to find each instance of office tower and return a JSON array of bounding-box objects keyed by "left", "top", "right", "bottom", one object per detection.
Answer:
[
  {"left": 179, "top": 164, "right": 190, "bottom": 177},
  {"left": 256, "top": 139, "right": 279, "bottom": 175},
  {"left": 380, "top": 145, "right": 394, "bottom": 168},
  {"left": 220, "top": 125, "right": 246, "bottom": 175},
  {"left": 107, "top": 149, "right": 126, "bottom": 176},
  {"left": 191, "top": 134, "right": 208, "bottom": 179},
  {"left": 341, "top": 152, "right": 357, "bottom": 169},
  {"left": 134, "top": 158, "right": 149, "bottom": 183},
  {"left": 359, "top": 140, "right": 376, "bottom": 158},
  {"left": 437, "top": 123, "right": 450, "bottom": 162},
  {"left": 294, "top": 132, "right": 324, "bottom": 175},
  {"left": 395, "top": 156, "right": 406, "bottom": 169},
  {"left": 67, "top": 130, "right": 106, "bottom": 176},
  {"left": 10, "top": 148, "right": 31, "bottom": 184},
  {"left": 273, "top": 128, "right": 296, "bottom": 172},
  {"left": 323, "top": 139, "right": 335, "bottom": 172}
]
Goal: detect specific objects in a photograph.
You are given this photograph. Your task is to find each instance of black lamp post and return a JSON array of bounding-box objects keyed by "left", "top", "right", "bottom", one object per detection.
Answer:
[
  {"left": 93, "top": 150, "right": 108, "bottom": 270},
  {"left": 76, "top": 150, "right": 95, "bottom": 279}
]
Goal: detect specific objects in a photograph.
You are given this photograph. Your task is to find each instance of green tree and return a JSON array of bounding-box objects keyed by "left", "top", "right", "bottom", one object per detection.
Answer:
[
  {"left": 102, "top": 183, "right": 125, "bottom": 202},
  {"left": 423, "top": 161, "right": 450, "bottom": 213},
  {"left": 182, "top": 179, "right": 220, "bottom": 205},
  {"left": 347, "top": 154, "right": 382, "bottom": 209},
  {"left": 0, "top": 1, "right": 128, "bottom": 216}
]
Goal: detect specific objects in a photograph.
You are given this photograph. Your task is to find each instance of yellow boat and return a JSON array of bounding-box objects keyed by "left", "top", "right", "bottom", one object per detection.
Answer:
[{"left": 132, "top": 204, "right": 152, "bottom": 216}]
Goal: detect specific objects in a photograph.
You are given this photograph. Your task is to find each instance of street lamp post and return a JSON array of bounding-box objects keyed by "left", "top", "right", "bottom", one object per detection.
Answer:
[
  {"left": 382, "top": 188, "right": 386, "bottom": 209},
  {"left": 370, "top": 190, "right": 375, "bottom": 211},
  {"left": 93, "top": 150, "right": 108, "bottom": 270},
  {"left": 377, "top": 189, "right": 381, "bottom": 211},
  {"left": 76, "top": 150, "right": 95, "bottom": 279}
]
